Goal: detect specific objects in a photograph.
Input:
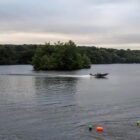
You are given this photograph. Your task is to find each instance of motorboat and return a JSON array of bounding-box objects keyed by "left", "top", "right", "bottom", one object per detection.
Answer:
[{"left": 89, "top": 73, "right": 108, "bottom": 78}]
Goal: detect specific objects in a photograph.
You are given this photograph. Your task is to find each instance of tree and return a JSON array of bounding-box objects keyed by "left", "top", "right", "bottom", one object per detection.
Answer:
[{"left": 32, "top": 41, "right": 91, "bottom": 70}]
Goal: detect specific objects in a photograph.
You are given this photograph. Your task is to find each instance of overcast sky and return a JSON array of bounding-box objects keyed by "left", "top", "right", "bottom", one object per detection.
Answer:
[{"left": 0, "top": 0, "right": 140, "bottom": 49}]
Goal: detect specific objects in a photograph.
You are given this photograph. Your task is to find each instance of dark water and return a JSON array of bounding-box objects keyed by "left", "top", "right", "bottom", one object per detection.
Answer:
[{"left": 0, "top": 64, "right": 140, "bottom": 140}]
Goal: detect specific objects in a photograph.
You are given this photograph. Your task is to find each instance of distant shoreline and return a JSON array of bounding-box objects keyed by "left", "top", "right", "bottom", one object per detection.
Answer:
[{"left": 1, "top": 42, "right": 140, "bottom": 69}]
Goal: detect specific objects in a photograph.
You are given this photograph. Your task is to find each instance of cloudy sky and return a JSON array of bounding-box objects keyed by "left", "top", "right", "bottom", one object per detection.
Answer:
[{"left": 0, "top": 0, "right": 140, "bottom": 49}]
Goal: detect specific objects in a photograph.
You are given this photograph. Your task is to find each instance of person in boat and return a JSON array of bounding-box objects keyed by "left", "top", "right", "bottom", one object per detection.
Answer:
[
  {"left": 89, "top": 73, "right": 108, "bottom": 77},
  {"left": 89, "top": 73, "right": 94, "bottom": 76}
]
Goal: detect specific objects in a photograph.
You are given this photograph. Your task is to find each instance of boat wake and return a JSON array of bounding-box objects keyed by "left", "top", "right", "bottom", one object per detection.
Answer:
[
  {"left": 57, "top": 74, "right": 90, "bottom": 78},
  {"left": 0, "top": 73, "right": 90, "bottom": 78}
]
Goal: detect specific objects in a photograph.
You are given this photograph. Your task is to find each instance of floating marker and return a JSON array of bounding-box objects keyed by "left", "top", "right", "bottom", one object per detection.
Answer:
[
  {"left": 136, "top": 121, "right": 140, "bottom": 126},
  {"left": 88, "top": 124, "right": 93, "bottom": 131},
  {"left": 96, "top": 126, "right": 104, "bottom": 132}
]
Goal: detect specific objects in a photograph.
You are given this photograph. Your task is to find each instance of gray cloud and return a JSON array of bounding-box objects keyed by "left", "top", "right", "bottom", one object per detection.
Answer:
[{"left": 0, "top": 0, "right": 140, "bottom": 49}]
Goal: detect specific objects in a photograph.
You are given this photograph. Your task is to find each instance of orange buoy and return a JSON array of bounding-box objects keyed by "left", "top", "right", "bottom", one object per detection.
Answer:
[{"left": 96, "top": 126, "right": 103, "bottom": 132}]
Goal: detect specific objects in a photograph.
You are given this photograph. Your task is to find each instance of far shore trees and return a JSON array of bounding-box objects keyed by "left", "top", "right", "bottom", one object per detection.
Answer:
[{"left": 1, "top": 42, "right": 140, "bottom": 66}]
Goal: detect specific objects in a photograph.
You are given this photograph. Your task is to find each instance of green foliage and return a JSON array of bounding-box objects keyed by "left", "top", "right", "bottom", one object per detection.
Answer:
[
  {"left": 32, "top": 41, "right": 91, "bottom": 70},
  {"left": 1, "top": 41, "right": 140, "bottom": 68},
  {"left": 79, "top": 46, "right": 140, "bottom": 64},
  {"left": 0, "top": 45, "right": 37, "bottom": 65}
]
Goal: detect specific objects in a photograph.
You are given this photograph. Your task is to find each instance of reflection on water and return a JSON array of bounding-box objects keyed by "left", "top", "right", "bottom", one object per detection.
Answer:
[
  {"left": 34, "top": 77, "right": 78, "bottom": 107},
  {"left": 0, "top": 76, "right": 36, "bottom": 106},
  {"left": 0, "top": 64, "right": 140, "bottom": 140}
]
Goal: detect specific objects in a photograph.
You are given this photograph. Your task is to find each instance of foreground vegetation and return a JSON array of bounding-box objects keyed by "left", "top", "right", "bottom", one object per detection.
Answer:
[{"left": 0, "top": 41, "right": 140, "bottom": 70}]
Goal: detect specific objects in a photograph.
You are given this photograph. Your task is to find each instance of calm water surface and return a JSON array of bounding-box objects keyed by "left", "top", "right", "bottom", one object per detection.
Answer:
[{"left": 0, "top": 64, "right": 140, "bottom": 140}]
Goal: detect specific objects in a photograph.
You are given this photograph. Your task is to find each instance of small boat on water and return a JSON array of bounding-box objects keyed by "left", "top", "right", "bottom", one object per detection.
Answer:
[{"left": 89, "top": 73, "right": 108, "bottom": 78}]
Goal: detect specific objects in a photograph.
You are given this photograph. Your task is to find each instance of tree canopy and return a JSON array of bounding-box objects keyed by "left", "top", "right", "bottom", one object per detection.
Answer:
[
  {"left": 0, "top": 44, "right": 37, "bottom": 65},
  {"left": 1, "top": 41, "right": 140, "bottom": 70},
  {"left": 32, "top": 41, "right": 91, "bottom": 70}
]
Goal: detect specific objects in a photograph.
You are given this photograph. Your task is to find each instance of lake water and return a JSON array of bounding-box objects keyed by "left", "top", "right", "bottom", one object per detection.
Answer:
[{"left": 0, "top": 64, "right": 140, "bottom": 140}]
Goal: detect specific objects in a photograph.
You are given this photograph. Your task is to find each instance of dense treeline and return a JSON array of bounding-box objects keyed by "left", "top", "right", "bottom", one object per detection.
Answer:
[
  {"left": 32, "top": 41, "right": 91, "bottom": 70},
  {"left": 0, "top": 41, "right": 140, "bottom": 69},
  {"left": 79, "top": 47, "right": 140, "bottom": 64},
  {"left": 0, "top": 45, "right": 37, "bottom": 65}
]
